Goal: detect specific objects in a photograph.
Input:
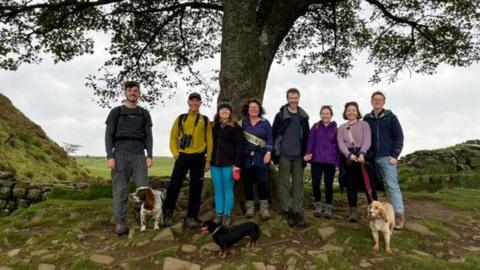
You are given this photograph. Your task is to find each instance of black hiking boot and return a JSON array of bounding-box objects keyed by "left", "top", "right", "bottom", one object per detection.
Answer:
[{"left": 287, "top": 210, "right": 297, "bottom": 228}]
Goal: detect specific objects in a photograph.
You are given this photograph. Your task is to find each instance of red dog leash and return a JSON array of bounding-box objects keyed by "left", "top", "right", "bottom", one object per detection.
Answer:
[{"left": 360, "top": 162, "right": 374, "bottom": 202}]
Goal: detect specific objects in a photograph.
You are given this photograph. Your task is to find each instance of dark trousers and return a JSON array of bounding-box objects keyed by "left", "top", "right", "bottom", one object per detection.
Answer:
[
  {"left": 164, "top": 153, "right": 205, "bottom": 218},
  {"left": 311, "top": 162, "right": 336, "bottom": 204},
  {"left": 243, "top": 166, "right": 269, "bottom": 201},
  {"left": 345, "top": 161, "right": 377, "bottom": 207}
]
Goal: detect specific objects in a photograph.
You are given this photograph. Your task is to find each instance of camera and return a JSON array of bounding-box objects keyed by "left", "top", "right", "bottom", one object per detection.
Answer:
[{"left": 179, "top": 134, "right": 193, "bottom": 149}]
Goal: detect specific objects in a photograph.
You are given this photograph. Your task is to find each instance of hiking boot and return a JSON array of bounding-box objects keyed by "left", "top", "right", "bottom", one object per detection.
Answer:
[
  {"left": 287, "top": 210, "right": 297, "bottom": 228},
  {"left": 295, "top": 212, "right": 306, "bottom": 228},
  {"left": 323, "top": 204, "right": 333, "bottom": 219},
  {"left": 395, "top": 213, "right": 405, "bottom": 230},
  {"left": 313, "top": 201, "right": 322, "bottom": 218},
  {"left": 115, "top": 223, "right": 129, "bottom": 236},
  {"left": 212, "top": 214, "right": 223, "bottom": 224},
  {"left": 245, "top": 200, "right": 254, "bottom": 218},
  {"left": 185, "top": 217, "right": 202, "bottom": 229},
  {"left": 161, "top": 210, "right": 173, "bottom": 227},
  {"left": 260, "top": 200, "right": 270, "bottom": 221},
  {"left": 348, "top": 207, "right": 358, "bottom": 223},
  {"left": 222, "top": 215, "right": 232, "bottom": 228}
]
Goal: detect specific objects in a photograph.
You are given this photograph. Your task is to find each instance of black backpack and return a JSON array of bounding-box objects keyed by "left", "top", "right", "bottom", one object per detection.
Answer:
[{"left": 113, "top": 105, "right": 148, "bottom": 142}]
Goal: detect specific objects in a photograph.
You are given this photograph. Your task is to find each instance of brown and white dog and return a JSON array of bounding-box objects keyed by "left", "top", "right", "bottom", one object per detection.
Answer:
[
  {"left": 367, "top": 200, "right": 395, "bottom": 254},
  {"left": 130, "top": 187, "right": 166, "bottom": 232}
]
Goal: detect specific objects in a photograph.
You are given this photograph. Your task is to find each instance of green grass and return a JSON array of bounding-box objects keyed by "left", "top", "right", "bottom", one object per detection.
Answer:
[
  {"left": 74, "top": 156, "right": 175, "bottom": 179},
  {"left": 126, "top": 247, "right": 177, "bottom": 269},
  {"left": 5, "top": 260, "right": 30, "bottom": 270},
  {"left": 421, "top": 219, "right": 454, "bottom": 239},
  {"left": 70, "top": 257, "right": 110, "bottom": 270},
  {"left": 49, "top": 184, "right": 113, "bottom": 200},
  {"left": 400, "top": 172, "right": 480, "bottom": 192},
  {"left": 406, "top": 188, "right": 480, "bottom": 211}
]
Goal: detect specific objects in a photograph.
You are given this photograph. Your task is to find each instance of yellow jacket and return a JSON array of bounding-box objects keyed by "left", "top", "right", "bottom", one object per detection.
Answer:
[{"left": 169, "top": 111, "right": 213, "bottom": 162}]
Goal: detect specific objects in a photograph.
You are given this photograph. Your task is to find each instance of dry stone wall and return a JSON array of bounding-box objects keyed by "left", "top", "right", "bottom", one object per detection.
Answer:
[{"left": 0, "top": 171, "right": 88, "bottom": 216}]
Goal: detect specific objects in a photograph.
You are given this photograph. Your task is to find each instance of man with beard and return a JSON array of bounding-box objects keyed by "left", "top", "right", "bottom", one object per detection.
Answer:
[
  {"left": 105, "top": 81, "right": 153, "bottom": 236},
  {"left": 272, "top": 88, "right": 310, "bottom": 228}
]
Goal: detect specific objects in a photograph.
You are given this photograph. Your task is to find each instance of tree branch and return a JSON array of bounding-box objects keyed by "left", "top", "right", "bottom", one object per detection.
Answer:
[
  {"left": 364, "top": 0, "right": 436, "bottom": 45},
  {"left": 120, "top": 2, "right": 223, "bottom": 15},
  {"left": 0, "top": 0, "right": 122, "bottom": 21},
  {"left": 331, "top": 0, "right": 338, "bottom": 54},
  {"left": 133, "top": 8, "right": 184, "bottom": 68},
  {"left": 175, "top": 7, "right": 216, "bottom": 94}
]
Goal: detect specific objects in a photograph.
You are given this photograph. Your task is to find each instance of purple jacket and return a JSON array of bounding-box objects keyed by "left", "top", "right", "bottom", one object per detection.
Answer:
[{"left": 305, "top": 121, "right": 340, "bottom": 166}]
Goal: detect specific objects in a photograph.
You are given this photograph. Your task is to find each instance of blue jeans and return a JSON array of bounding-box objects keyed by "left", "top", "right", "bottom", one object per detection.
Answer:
[
  {"left": 375, "top": 157, "right": 404, "bottom": 214},
  {"left": 210, "top": 166, "right": 235, "bottom": 216}
]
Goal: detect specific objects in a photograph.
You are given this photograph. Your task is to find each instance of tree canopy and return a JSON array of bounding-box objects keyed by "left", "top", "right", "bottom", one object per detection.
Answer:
[{"left": 1, "top": 0, "right": 479, "bottom": 108}]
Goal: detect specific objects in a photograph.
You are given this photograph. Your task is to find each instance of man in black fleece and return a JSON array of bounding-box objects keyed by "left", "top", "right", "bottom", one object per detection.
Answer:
[{"left": 105, "top": 81, "right": 153, "bottom": 236}]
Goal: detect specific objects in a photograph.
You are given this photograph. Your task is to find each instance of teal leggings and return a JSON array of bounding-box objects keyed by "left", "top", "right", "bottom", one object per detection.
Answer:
[{"left": 210, "top": 166, "right": 235, "bottom": 216}]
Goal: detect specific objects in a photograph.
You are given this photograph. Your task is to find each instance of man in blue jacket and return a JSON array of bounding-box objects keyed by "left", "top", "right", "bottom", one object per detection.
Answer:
[{"left": 364, "top": 91, "right": 405, "bottom": 229}]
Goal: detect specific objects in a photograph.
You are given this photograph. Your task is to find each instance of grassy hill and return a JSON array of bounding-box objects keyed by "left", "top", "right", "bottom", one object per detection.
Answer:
[
  {"left": 75, "top": 156, "right": 175, "bottom": 179},
  {"left": 0, "top": 93, "right": 90, "bottom": 181}
]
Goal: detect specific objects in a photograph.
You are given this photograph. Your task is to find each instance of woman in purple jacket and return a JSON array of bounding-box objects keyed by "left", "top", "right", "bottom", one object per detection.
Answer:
[
  {"left": 304, "top": 106, "right": 339, "bottom": 218},
  {"left": 337, "top": 101, "right": 377, "bottom": 222}
]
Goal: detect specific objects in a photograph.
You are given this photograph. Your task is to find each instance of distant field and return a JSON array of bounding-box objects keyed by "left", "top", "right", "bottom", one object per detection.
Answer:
[{"left": 74, "top": 156, "right": 175, "bottom": 179}]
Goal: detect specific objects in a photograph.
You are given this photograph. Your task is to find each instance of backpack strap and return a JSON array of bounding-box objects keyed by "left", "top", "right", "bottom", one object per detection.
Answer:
[
  {"left": 112, "top": 106, "right": 123, "bottom": 141},
  {"left": 177, "top": 113, "right": 209, "bottom": 143},
  {"left": 202, "top": 115, "right": 208, "bottom": 143},
  {"left": 178, "top": 113, "right": 201, "bottom": 134},
  {"left": 178, "top": 113, "right": 188, "bottom": 135}
]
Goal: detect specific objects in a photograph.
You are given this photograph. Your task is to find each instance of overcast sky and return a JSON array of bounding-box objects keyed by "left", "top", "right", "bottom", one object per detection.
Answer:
[{"left": 1, "top": 37, "right": 479, "bottom": 158}]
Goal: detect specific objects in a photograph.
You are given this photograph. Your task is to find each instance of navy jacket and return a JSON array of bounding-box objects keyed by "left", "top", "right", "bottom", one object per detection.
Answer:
[
  {"left": 272, "top": 105, "right": 310, "bottom": 164},
  {"left": 363, "top": 109, "right": 404, "bottom": 159},
  {"left": 241, "top": 117, "right": 273, "bottom": 169}
]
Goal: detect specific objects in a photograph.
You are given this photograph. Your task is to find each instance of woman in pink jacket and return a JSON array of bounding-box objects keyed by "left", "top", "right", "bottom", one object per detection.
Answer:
[{"left": 337, "top": 101, "right": 377, "bottom": 222}]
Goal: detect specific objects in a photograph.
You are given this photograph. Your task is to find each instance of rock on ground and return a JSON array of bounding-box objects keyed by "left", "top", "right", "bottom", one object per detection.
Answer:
[
  {"left": 181, "top": 244, "right": 197, "bottom": 253},
  {"left": 37, "top": 264, "right": 56, "bottom": 270},
  {"left": 153, "top": 228, "right": 174, "bottom": 241},
  {"left": 162, "top": 257, "right": 200, "bottom": 270},
  {"left": 318, "top": 226, "right": 336, "bottom": 240},
  {"left": 404, "top": 222, "right": 436, "bottom": 237},
  {"left": 89, "top": 254, "right": 114, "bottom": 265},
  {"left": 7, "top": 248, "right": 21, "bottom": 257}
]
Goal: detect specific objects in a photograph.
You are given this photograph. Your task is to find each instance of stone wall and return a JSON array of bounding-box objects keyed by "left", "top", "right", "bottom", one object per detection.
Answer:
[{"left": 0, "top": 171, "right": 89, "bottom": 216}]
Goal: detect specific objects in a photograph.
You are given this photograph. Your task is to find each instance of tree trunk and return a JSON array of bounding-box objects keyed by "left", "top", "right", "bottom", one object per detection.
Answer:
[
  {"left": 219, "top": 0, "right": 309, "bottom": 116},
  {"left": 219, "top": 0, "right": 264, "bottom": 117},
  {"left": 218, "top": 0, "right": 310, "bottom": 214}
]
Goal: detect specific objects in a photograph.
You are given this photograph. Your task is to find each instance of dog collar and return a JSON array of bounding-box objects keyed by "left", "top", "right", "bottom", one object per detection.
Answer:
[{"left": 210, "top": 226, "right": 221, "bottom": 236}]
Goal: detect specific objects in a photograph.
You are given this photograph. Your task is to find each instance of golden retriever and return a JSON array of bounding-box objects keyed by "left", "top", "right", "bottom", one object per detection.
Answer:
[{"left": 367, "top": 200, "right": 395, "bottom": 253}]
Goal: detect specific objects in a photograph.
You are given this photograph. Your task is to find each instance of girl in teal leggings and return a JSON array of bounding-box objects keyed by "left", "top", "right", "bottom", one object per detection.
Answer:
[{"left": 210, "top": 101, "right": 243, "bottom": 227}]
